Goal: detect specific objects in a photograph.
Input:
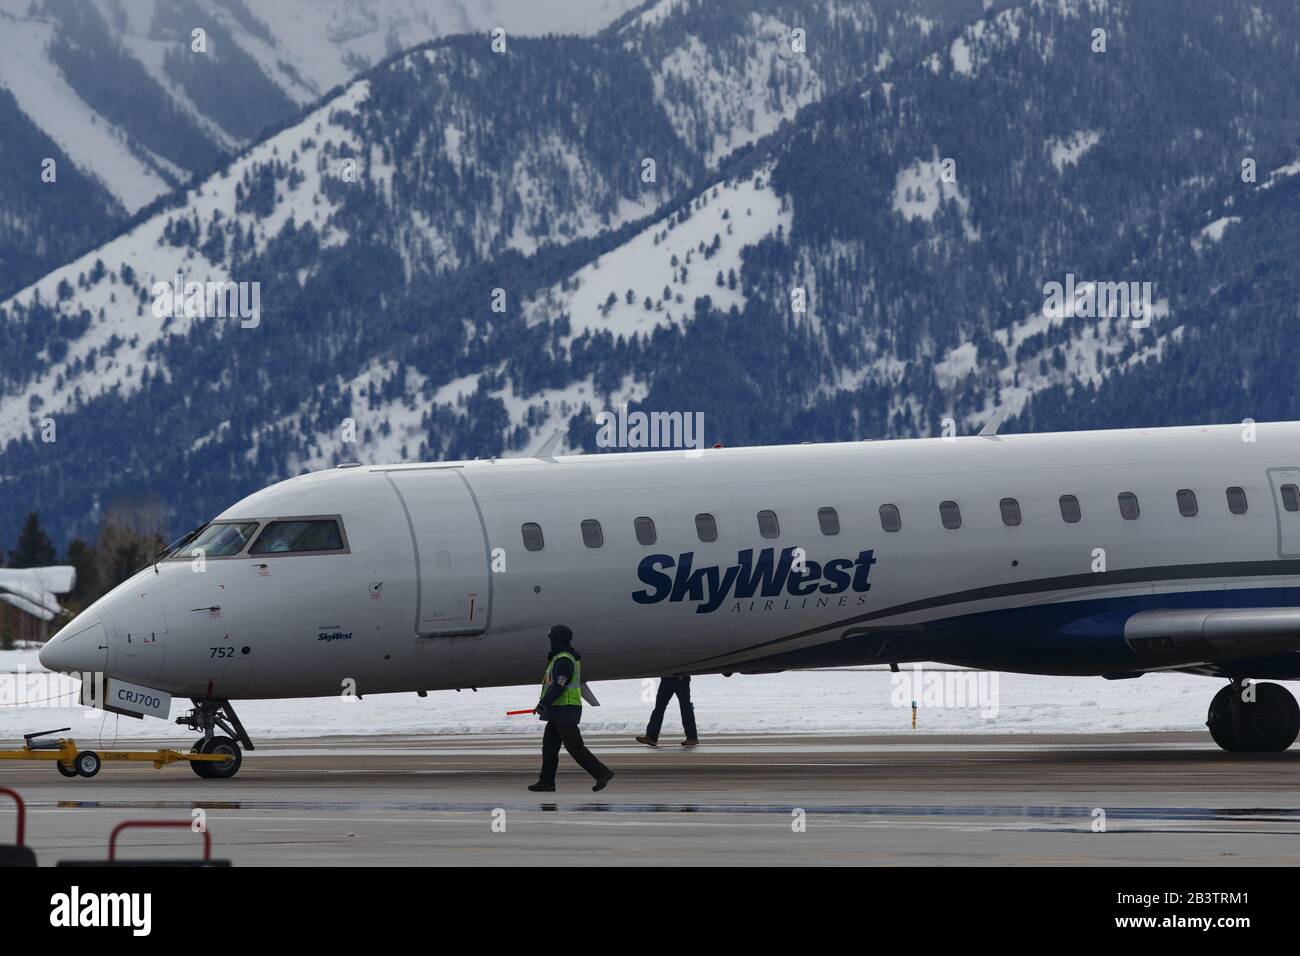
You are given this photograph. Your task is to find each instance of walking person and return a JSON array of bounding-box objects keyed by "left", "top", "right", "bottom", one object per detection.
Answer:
[
  {"left": 636, "top": 675, "right": 699, "bottom": 747},
  {"left": 529, "top": 625, "right": 614, "bottom": 792}
]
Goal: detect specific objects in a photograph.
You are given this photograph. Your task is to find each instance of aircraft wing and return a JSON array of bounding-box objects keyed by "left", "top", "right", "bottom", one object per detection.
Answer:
[{"left": 1124, "top": 607, "right": 1300, "bottom": 669}]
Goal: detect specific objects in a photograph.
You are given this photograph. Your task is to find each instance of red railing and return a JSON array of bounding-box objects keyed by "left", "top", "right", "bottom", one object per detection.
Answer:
[
  {"left": 0, "top": 788, "right": 25, "bottom": 845},
  {"left": 108, "top": 819, "right": 211, "bottom": 861}
]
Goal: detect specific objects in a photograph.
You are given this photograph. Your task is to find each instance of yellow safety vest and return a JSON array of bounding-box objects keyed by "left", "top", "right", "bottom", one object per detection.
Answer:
[{"left": 541, "top": 651, "right": 582, "bottom": 707}]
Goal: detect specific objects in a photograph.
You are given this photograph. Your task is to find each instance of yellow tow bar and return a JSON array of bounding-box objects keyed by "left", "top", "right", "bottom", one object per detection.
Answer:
[{"left": 0, "top": 727, "right": 232, "bottom": 778}]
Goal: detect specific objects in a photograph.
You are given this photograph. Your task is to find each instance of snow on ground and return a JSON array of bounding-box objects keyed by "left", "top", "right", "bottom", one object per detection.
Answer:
[
  {"left": 622, "top": 0, "right": 691, "bottom": 32},
  {"left": 272, "top": 358, "right": 648, "bottom": 472},
  {"left": 115, "top": 30, "right": 241, "bottom": 153},
  {"left": 525, "top": 171, "right": 790, "bottom": 344},
  {"left": 0, "top": 12, "right": 166, "bottom": 212},
  {"left": 945, "top": 8, "right": 1025, "bottom": 78},
  {"left": 950, "top": 35, "right": 973, "bottom": 75},
  {"left": 1192, "top": 215, "right": 1240, "bottom": 252},
  {"left": 1048, "top": 130, "right": 1101, "bottom": 172},
  {"left": 0, "top": 648, "right": 1243, "bottom": 743},
  {"left": 936, "top": 282, "right": 1176, "bottom": 427},
  {"left": 891, "top": 154, "right": 978, "bottom": 239},
  {"left": 258, "top": 345, "right": 653, "bottom": 471},
  {"left": 648, "top": 13, "right": 823, "bottom": 165},
  {"left": 1263, "top": 156, "right": 1300, "bottom": 188}
]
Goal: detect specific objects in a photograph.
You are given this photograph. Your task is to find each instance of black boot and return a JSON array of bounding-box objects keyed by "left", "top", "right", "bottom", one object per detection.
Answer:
[
  {"left": 528, "top": 781, "right": 556, "bottom": 792},
  {"left": 592, "top": 770, "right": 614, "bottom": 792}
]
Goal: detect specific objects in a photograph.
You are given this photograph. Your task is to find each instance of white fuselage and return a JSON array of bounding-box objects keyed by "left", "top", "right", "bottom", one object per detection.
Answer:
[{"left": 40, "top": 421, "right": 1300, "bottom": 702}]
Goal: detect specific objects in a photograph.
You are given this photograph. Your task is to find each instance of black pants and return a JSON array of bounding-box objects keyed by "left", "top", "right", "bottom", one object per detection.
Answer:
[
  {"left": 539, "top": 721, "right": 609, "bottom": 784},
  {"left": 646, "top": 676, "right": 697, "bottom": 740}
]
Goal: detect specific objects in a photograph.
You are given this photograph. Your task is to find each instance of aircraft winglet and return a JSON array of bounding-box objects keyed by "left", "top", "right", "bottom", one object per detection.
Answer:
[
  {"left": 978, "top": 408, "right": 1008, "bottom": 438},
  {"left": 535, "top": 428, "right": 566, "bottom": 463}
]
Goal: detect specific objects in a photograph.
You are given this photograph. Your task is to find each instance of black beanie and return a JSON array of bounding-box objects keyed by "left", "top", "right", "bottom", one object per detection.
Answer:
[{"left": 548, "top": 624, "right": 573, "bottom": 647}]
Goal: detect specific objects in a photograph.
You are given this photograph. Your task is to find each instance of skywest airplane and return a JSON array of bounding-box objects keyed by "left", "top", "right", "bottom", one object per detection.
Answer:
[{"left": 39, "top": 420, "right": 1300, "bottom": 778}]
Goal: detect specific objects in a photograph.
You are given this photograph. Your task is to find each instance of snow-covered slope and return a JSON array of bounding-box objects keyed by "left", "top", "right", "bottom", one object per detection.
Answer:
[
  {"left": 0, "top": 0, "right": 641, "bottom": 212},
  {"left": 0, "top": 81, "right": 373, "bottom": 445},
  {"left": 0, "top": 32, "right": 698, "bottom": 461},
  {"left": 528, "top": 172, "right": 791, "bottom": 344},
  {"left": 617, "top": 0, "right": 952, "bottom": 164},
  {"left": 266, "top": 169, "right": 794, "bottom": 471},
  {"left": 0, "top": 13, "right": 168, "bottom": 212}
]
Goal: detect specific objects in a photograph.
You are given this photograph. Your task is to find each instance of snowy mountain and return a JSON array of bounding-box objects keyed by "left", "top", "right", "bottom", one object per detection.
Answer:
[
  {"left": 3, "top": 0, "right": 1300, "bottom": 554},
  {"left": 0, "top": 0, "right": 641, "bottom": 297}
]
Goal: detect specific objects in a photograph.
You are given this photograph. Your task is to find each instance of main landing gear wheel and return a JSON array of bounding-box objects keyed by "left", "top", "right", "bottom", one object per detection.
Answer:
[
  {"left": 1207, "top": 682, "right": 1300, "bottom": 752},
  {"left": 191, "top": 736, "right": 242, "bottom": 779},
  {"left": 1206, "top": 685, "right": 1241, "bottom": 750}
]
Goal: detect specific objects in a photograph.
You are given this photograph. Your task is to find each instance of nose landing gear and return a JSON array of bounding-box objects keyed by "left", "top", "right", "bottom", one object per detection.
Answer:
[
  {"left": 1206, "top": 680, "right": 1300, "bottom": 752},
  {"left": 177, "top": 698, "right": 254, "bottom": 779}
]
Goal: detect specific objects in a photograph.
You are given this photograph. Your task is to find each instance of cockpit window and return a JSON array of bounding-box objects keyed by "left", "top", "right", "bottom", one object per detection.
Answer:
[
  {"left": 251, "top": 519, "right": 345, "bottom": 554},
  {"left": 180, "top": 522, "right": 259, "bottom": 558}
]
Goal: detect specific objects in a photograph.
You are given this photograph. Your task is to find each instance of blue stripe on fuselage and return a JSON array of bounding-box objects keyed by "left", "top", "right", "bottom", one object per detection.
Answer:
[{"left": 743, "top": 586, "right": 1300, "bottom": 677}]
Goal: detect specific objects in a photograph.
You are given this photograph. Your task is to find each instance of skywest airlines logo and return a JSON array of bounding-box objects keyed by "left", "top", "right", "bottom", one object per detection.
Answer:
[{"left": 633, "top": 547, "right": 877, "bottom": 614}]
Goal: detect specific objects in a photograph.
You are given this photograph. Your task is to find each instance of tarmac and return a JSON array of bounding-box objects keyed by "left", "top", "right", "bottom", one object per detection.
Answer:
[{"left": 3, "top": 731, "right": 1300, "bottom": 865}]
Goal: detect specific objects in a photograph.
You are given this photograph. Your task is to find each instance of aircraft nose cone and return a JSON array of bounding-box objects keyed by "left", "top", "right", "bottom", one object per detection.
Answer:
[{"left": 39, "top": 613, "right": 105, "bottom": 674}]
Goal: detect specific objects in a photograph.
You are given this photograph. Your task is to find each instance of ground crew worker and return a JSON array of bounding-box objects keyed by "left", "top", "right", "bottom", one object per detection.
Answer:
[
  {"left": 636, "top": 675, "right": 699, "bottom": 747},
  {"left": 529, "top": 625, "right": 614, "bottom": 792}
]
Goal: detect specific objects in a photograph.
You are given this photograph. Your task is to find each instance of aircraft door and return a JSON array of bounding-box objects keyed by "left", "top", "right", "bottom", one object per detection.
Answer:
[
  {"left": 1266, "top": 467, "right": 1300, "bottom": 558},
  {"left": 386, "top": 469, "right": 492, "bottom": 637}
]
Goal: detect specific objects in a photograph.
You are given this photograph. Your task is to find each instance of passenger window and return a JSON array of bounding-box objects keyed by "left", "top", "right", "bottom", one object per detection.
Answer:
[
  {"left": 521, "top": 522, "right": 544, "bottom": 551},
  {"left": 251, "top": 519, "right": 344, "bottom": 554},
  {"left": 1282, "top": 484, "right": 1300, "bottom": 513},
  {"left": 1118, "top": 492, "right": 1140, "bottom": 520},
  {"left": 634, "top": 516, "right": 657, "bottom": 545},
  {"left": 580, "top": 519, "right": 604, "bottom": 549},
  {"left": 695, "top": 513, "right": 718, "bottom": 543},
  {"left": 1059, "top": 495, "right": 1081, "bottom": 523},
  {"left": 817, "top": 507, "right": 840, "bottom": 536},
  {"left": 999, "top": 498, "right": 1022, "bottom": 527},
  {"left": 940, "top": 500, "right": 961, "bottom": 530},
  {"left": 1176, "top": 489, "right": 1198, "bottom": 518},
  {"left": 1225, "top": 487, "right": 1248, "bottom": 515},
  {"left": 757, "top": 510, "right": 780, "bottom": 539},
  {"left": 879, "top": 504, "right": 901, "bottom": 533}
]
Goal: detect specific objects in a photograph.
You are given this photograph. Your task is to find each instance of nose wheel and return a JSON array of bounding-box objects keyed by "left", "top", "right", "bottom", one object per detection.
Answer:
[
  {"left": 1206, "top": 680, "right": 1300, "bottom": 752},
  {"left": 177, "top": 697, "right": 254, "bottom": 780},
  {"left": 191, "top": 736, "right": 242, "bottom": 779}
]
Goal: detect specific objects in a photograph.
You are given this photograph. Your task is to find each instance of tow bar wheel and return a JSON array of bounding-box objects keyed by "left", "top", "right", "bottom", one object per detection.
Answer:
[
  {"left": 73, "top": 751, "right": 101, "bottom": 778},
  {"left": 56, "top": 761, "right": 78, "bottom": 778}
]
